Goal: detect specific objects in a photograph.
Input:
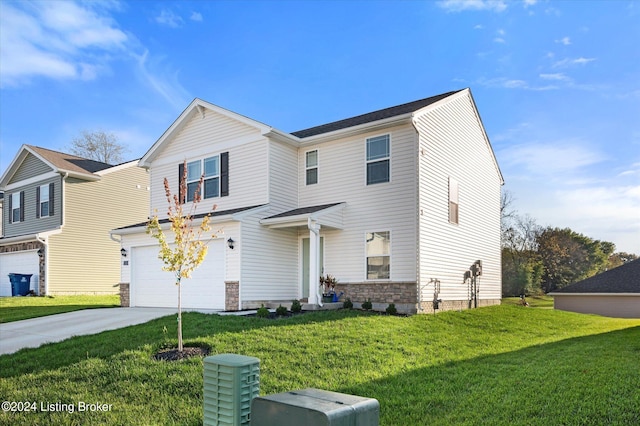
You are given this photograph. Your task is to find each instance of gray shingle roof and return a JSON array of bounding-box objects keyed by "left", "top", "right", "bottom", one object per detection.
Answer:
[
  {"left": 290, "top": 90, "right": 462, "bottom": 138},
  {"left": 28, "top": 145, "right": 113, "bottom": 174},
  {"left": 552, "top": 259, "right": 640, "bottom": 294},
  {"left": 263, "top": 203, "right": 344, "bottom": 220},
  {"left": 113, "top": 204, "right": 266, "bottom": 230}
]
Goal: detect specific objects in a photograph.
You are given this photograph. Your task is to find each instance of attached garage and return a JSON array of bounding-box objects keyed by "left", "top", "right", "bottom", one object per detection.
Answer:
[
  {"left": 0, "top": 250, "right": 40, "bottom": 297},
  {"left": 130, "top": 240, "right": 225, "bottom": 310}
]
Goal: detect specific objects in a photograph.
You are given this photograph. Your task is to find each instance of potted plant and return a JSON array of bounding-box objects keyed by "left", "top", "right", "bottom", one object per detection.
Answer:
[{"left": 320, "top": 274, "right": 338, "bottom": 303}]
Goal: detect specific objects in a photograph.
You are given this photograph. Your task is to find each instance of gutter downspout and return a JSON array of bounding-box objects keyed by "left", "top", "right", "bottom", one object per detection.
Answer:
[
  {"left": 35, "top": 234, "right": 48, "bottom": 296},
  {"left": 308, "top": 217, "right": 322, "bottom": 307}
]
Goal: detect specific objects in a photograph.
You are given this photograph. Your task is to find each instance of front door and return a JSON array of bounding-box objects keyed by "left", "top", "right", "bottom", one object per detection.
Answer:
[{"left": 302, "top": 237, "right": 324, "bottom": 299}]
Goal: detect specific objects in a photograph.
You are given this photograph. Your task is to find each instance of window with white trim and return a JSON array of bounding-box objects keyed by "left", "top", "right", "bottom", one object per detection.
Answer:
[
  {"left": 366, "top": 231, "right": 390, "bottom": 280},
  {"left": 449, "top": 177, "right": 459, "bottom": 224},
  {"left": 11, "top": 192, "right": 21, "bottom": 223},
  {"left": 306, "top": 150, "right": 318, "bottom": 185},
  {"left": 186, "top": 155, "right": 220, "bottom": 202},
  {"left": 39, "top": 184, "right": 50, "bottom": 217},
  {"left": 366, "top": 134, "right": 390, "bottom": 185}
]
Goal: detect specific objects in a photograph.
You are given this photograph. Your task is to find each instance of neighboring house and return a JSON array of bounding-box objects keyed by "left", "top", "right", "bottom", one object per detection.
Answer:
[
  {"left": 549, "top": 259, "right": 640, "bottom": 318},
  {"left": 112, "top": 88, "right": 503, "bottom": 314},
  {"left": 0, "top": 145, "right": 149, "bottom": 296}
]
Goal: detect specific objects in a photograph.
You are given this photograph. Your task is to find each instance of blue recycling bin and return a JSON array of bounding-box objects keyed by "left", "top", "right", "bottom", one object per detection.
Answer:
[{"left": 9, "top": 273, "right": 33, "bottom": 296}]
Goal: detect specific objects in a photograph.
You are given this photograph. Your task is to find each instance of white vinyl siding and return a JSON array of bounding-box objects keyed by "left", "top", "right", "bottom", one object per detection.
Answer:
[
  {"left": 268, "top": 141, "right": 298, "bottom": 211},
  {"left": 148, "top": 110, "right": 269, "bottom": 219},
  {"left": 415, "top": 91, "right": 502, "bottom": 304},
  {"left": 298, "top": 124, "right": 418, "bottom": 283}
]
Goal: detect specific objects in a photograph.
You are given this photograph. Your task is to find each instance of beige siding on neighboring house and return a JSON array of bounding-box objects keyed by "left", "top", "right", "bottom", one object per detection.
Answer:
[
  {"left": 8, "top": 153, "right": 53, "bottom": 184},
  {"left": 297, "top": 124, "right": 419, "bottom": 284},
  {"left": 48, "top": 165, "right": 149, "bottom": 294},
  {"left": 415, "top": 91, "right": 502, "bottom": 305},
  {"left": 554, "top": 295, "right": 640, "bottom": 318}
]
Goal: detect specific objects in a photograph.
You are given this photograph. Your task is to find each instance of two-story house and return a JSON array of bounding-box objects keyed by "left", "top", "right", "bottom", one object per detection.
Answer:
[
  {"left": 112, "top": 88, "right": 503, "bottom": 314},
  {"left": 0, "top": 145, "right": 149, "bottom": 296}
]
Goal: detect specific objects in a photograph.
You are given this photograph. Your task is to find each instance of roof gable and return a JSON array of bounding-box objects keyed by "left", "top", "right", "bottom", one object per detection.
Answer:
[
  {"left": 552, "top": 259, "right": 640, "bottom": 294},
  {"left": 1, "top": 145, "right": 112, "bottom": 187},
  {"left": 139, "top": 98, "right": 277, "bottom": 167}
]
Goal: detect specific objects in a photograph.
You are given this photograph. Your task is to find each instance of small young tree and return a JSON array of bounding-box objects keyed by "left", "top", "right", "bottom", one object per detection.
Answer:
[{"left": 146, "top": 162, "right": 216, "bottom": 352}]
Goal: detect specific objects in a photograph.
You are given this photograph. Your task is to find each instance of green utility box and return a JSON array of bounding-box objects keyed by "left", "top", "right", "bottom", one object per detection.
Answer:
[
  {"left": 204, "top": 354, "right": 260, "bottom": 426},
  {"left": 250, "top": 388, "right": 380, "bottom": 426}
]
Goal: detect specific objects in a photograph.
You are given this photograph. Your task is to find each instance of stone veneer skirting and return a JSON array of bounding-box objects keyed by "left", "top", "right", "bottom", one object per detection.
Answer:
[
  {"left": 0, "top": 241, "right": 46, "bottom": 295},
  {"left": 119, "top": 283, "right": 130, "bottom": 307},
  {"left": 225, "top": 281, "right": 239, "bottom": 311},
  {"left": 336, "top": 281, "right": 418, "bottom": 314}
]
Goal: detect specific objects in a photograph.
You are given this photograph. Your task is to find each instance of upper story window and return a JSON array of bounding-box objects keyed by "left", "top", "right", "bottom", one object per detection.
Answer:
[
  {"left": 306, "top": 150, "right": 318, "bottom": 185},
  {"left": 449, "top": 177, "right": 459, "bottom": 224},
  {"left": 366, "top": 231, "right": 390, "bottom": 280},
  {"left": 11, "top": 192, "right": 22, "bottom": 223},
  {"left": 186, "top": 156, "right": 220, "bottom": 202},
  {"left": 37, "top": 184, "right": 50, "bottom": 218},
  {"left": 366, "top": 135, "right": 390, "bottom": 185}
]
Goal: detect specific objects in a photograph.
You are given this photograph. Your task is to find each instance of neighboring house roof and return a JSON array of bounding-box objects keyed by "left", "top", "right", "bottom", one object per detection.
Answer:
[
  {"left": 291, "top": 90, "right": 463, "bottom": 138},
  {"left": 551, "top": 259, "right": 640, "bottom": 294},
  {"left": 0, "top": 145, "right": 113, "bottom": 187}
]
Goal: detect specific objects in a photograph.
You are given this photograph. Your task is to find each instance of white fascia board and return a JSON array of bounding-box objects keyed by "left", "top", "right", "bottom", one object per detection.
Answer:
[
  {"left": 140, "top": 98, "right": 275, "bottom": 168},
  {"left": 0, "top": 229, "right": 61, "bottom": 245},
  {"left": 296, "top": 114, "right": 414, "bottom": 146},
  {"left": 3, "top": 171, "right": 60, "bottom": 191},
  {"left": 260, "top": 203, "right": 346, "bottom": 229},
  {"left": 263, "top": 129, "right": 301, "bottom": 147},
  {"left": 95, "top": 159, "right": 140, "bottom": 176}
]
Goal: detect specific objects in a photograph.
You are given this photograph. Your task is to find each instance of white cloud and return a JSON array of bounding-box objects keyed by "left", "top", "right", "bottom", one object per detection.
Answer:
[
  {"left": 0, "top": 1, "right": 127, "bottom": 86},
  {"left": 474, "top": 24, "right": 484, "bottom": 29},
  {"left": 494, "top": 37, "right": 506, "bottom": 44},
  {"left": 155, "top": 9, "right": 184, "bottom": 28},
  {"left": 437, "top": 0, "right": 508, "bottom": 13},
  {"left": 190, "top": 12, "right": 203, "bottom": 22},
  {"left": 553, "top": 57, "right": 596, "bottom": 68},
  {"left": 477, "top": 77, "right": 558, "bottom": 91},
  {"left": 523, "top": 0, "right": 537, "bottom": 7},
  {"left": 539, "top": 73, "right": 570, "bottom": 81},
  {"left": 555, "top": 36, "right": 571, "bottom": 45},
  {"left": 134, "top": 50, "right": 191, "bottom": 111}
]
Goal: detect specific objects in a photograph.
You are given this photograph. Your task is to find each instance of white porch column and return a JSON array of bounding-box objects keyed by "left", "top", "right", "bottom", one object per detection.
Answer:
[{"left": 308, "top": 219, "right": 322, "bottom": 306}]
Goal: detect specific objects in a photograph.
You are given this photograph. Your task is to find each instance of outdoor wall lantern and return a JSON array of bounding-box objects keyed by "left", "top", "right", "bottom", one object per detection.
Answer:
[
  {"left": 37, "top": 248, "right": 44, "bottom": 258},
  {"left": 120, "top": 248, "right": 128, "bottom": 258},
  {"left": 227, "top": 238, "right": 235, "bottom": 250}
]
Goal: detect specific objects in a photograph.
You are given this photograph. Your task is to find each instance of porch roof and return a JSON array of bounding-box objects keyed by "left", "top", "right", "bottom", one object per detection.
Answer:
[{"left": 260, "top": 202, "right": 346, "bottom": 229}]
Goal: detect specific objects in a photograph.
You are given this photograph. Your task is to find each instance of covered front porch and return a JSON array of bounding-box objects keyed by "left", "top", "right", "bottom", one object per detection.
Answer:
[{"left": 260, "top": 202, "right": 346, "bottom": 307}]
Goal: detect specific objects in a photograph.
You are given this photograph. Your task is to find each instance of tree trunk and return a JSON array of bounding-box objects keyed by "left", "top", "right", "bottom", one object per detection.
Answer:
[{"left": 177, "top": 277, "right": 183, "bottom": 352}]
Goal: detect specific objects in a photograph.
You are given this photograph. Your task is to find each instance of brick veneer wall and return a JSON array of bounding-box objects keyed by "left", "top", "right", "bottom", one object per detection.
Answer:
[
  {"left": 0, "top": 241, "right": 46, "bottom": 295},
  {"left": 119, "top": 283, "right": 130, "bottom": 307},
  {"left": 336, "top": 281, "right": 418, "bottom": 314},
  {"left": 225, "top": 281, "right": 239, "bottom": 311}
]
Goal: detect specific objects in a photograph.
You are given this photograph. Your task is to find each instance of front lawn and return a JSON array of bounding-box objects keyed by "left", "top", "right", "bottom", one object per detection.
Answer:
[
  {"left": 1, "top": 304, "right": 639, "bottom": 425},
  {"left": 0, "top": 295, "right": 120, "bottom": 323}
]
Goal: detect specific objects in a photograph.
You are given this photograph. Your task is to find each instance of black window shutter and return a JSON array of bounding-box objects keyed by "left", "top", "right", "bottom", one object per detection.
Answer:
[
  {"left": 36, "top": 186, "right": 40, "bottom": 218},
  {"left": 220, "top": 152, "right": 229, "bottom": 197},
  {"left": 20, "top": 191, "right": 25, "bottom": 222},
  {"left": 49, "top": 182, "right": 55, "bottom": 215},
  {"left": 7, "top": 192, "right": 12, "bottom": 224},
  {"left": 178, "top": 162, "right": 185, "bottom": 204}
]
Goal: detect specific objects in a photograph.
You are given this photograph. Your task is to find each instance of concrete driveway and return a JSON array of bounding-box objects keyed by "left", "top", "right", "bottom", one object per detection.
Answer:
[{"left": 0, "top": 307, "right": 181, "bottom": 355}]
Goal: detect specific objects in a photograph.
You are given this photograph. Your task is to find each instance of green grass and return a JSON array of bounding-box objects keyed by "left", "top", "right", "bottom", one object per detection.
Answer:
[
  {"left": 502, "top": 295, "right": 554, "bottom": 308},
  {"left": 0, "top": 295, "right": 120, "bottom": 323},
  {"left": 1, "top": 305, "right": 639, "bottom": 425}
]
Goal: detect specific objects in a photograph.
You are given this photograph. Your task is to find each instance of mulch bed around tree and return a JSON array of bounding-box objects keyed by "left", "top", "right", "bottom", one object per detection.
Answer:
[{"left": 153, "top": 345, "right": 211, "bottom": 361}]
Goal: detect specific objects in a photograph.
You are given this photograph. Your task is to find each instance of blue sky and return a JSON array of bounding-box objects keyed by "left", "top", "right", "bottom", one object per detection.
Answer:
[{"left": 1, "top": 0, "right": 638, "bottom": 253}]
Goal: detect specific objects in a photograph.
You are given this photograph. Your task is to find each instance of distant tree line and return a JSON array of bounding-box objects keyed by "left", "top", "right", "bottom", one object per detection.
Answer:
[{"left": 501, "top": 190, "right": 637, "bottom": 297}]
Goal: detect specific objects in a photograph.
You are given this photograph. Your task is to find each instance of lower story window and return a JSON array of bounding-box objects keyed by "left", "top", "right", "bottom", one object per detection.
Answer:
[{"left": 366, "top": 231, "right": 390, "bottom": 280}]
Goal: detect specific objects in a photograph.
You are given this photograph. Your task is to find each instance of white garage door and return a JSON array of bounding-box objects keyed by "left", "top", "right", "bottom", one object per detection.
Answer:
[
  {"left": 131, "top": 240, "right": 225, "bottom": 310},
  {"left": 0, "top": 250, "right": 40, "bottom": 297}
]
